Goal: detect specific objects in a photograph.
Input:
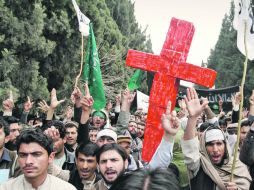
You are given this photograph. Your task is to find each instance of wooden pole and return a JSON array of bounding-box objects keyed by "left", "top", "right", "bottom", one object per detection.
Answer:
[
  {"left": 230, "top": 21, "right": 248, "bottom": 181},
  {"left": 75, "top": 33, "right": 84, "bottom": 88}
]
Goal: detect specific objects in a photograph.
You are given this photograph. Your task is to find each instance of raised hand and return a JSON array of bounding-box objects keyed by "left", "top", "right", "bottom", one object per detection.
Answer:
[
  {"left": 105, "top": 100, "right": 113, "bottom": 112},
  {"left": 122, "top": 89, "right": 136, "bottom": 103},
  {"left": 2, "top": 90, "right": 14, "bottom": 112},
  {"left": 50, "top": 88, "right": 65, "bottom": 109},
  {"left": 218, "top": 95, "right": 223, "bottom": 111},
  {"left": 71, "top": 87, "right": 82, "bottom": 106},
  {"left": 23, "top": 96, "right": 34, "bottom": 112},
  {"left": 44, "top": 126, "right": 60, "bottom": 143},
  {"left": 80, "top": 83, "right": 94, "bottom": 112},
  {"left": 184, "top": 87, "right": 208, "bottom": 118},
  {"left": 178, "top": 99, "right": 186, "bottom": 111},
  {"left": 231, "top": 92, "right": 241, "bottom": 108},
  {"left": 121, "top": 88, "right": 136, "bottom": 112},
  {"left": 161, "top": 101, "right": 180, "bottom": 137},
  {"left": 115, "top": 94, "right": 121, "bottom": 106},
  {"left": 64, "top": 106, "right": 73, "bottom": 120},
  {"left": 38, "top": 100, "right": 50, "bottom": 113}
]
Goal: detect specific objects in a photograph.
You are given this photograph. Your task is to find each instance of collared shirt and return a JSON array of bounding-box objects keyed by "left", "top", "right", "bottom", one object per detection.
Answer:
[
  {"left": 0, "top": 174, "right": 77, "bottom": 190},
  {"left": 82, "top": 174, "right": 96, "bottom": 190}
]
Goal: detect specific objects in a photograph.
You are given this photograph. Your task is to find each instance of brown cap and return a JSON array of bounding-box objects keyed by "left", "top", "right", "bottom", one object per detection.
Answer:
[{"left": 117, "top": 135, "right": 131, "bottom": 144}]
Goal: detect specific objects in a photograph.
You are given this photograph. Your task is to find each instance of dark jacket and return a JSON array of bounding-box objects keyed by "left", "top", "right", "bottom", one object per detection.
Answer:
[
  {"left": 62, "top": 147, "right": 76, "bottom": 171},
  {"left": 190, "top": 167, "right": 216, "bottom": 190},
  {"left": 68, "top": 169, "right": 101, "bottom": 190},
  {"left": 240, "top": 128, "right": 254, "bottom": 190}
]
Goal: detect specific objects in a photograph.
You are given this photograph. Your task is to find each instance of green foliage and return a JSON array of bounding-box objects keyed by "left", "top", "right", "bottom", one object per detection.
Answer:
[
  {"left": 207, "top": 0, "right": 254, "bottom": 103},
  {"left": 0, "top": 0, "right": 152, "bottom": 109}
]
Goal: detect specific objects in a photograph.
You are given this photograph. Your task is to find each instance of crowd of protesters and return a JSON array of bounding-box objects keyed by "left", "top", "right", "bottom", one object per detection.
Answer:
[{"left": 0, "top": 84, "right": 254, "bottom": 190}]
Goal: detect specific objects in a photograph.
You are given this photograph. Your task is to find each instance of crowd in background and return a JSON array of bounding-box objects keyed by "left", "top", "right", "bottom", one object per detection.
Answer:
[{"left": 0, "top": 84, "right": 254, "bottom": 190}]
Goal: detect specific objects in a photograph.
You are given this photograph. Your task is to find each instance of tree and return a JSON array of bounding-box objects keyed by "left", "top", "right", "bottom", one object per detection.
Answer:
[
  {"left": 0, "top": 0, "right": 153, "bottom": 110},
  {"left": 207, "top": 1, "right": 254, "bottom": 101}
]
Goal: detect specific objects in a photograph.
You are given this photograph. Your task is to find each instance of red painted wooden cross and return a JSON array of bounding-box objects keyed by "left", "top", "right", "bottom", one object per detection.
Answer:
[{"left": 126, "top": 17, "right": 217, "bottom": 161}]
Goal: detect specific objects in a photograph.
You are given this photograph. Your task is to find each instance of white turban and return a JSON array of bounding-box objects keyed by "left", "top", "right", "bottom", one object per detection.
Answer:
[{"left": 205, "top": 129, "right": 225, "bottom": 143}]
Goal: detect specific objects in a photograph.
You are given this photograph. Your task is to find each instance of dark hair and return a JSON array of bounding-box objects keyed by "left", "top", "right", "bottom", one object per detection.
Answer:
[
  {"left": 16, "top": 128, "right": 53, "bottom": 155},
  {"left": 0, "top": 117, "right": 10, "bottom": 136},
  {"left": 198, "top": 122, "right": 212, "bottom": 132},
  {"left": 65, "top": 121, "right": 79, "bottom": 130},
  {"left": 89, "top": 126, "right": 99, "bottom": 131},
  {"left": 110, "top": 168, "right": 180, "bottom": 190},
  {"left": 241, "top": 120, "right": 250, "bottom": 128},
  {"left": 75, "top": 143, "right": 99, "bottom": 158},
  {"left": 3, "top": 116, "right": 20, "bottom": 124},
  {"left": 137, "top": 121, "right": 146, "bottom": 126},
  {"left": 46, "top": 120, "right": 66, "bottom": 139},
  {"left": 219, "top": 119, "right": 227, "bottom": 127},
  {"left": 96, "top": 143, "right": 128, "bottom": 163}
]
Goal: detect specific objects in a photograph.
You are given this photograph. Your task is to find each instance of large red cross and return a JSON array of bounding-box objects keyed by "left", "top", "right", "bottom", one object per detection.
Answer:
[{"left": 126, "top": 17, "right": 217, "bottom": 161}]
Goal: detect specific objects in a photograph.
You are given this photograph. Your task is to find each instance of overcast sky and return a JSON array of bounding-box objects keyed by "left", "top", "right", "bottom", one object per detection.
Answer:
[{"left": 134, "top": 0, "right": 231, "bottom": 65}]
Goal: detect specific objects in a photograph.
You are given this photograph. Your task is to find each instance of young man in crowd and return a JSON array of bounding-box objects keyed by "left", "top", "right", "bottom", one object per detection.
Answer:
[
  {"left": 0, "top": 118, "right": 21, "bottom": 179},
  {"left": 89, "top": 126, "right": 99, "bottom": 143},
  {"left": 4, "top": 116, "right": 22, "bottom": 151},
  {"left": 96, "top": 128, "right": 117, "bottom": 147},
  {"left": 64, "top": 121, "right": 79, "bottom": 152},
  {"left": 181, "top": 87, "right": 251, "bottom": 190},
  {"left": 0, "top": 128, "right": 76, "bottom": 190},
  {"left": 69, "top": 143, "right": 101, "bottom": 190},
  {"left": 136, "top": 121, "right": 145, "bottom": 140},
  {"left": 44, "top": 121, "right": 75, "bottom": 171},
  {"left": 239, "top": 119, "right": 250, "bottom": 147},
  {"left": 91, "top": 110, "right": 108, "bottom": 129},
  {"left": 117, "top": 135, "right": 143, "bottom": 170},
  {"left": 93, "top": 143, "right": 128, "bottom": 190}
]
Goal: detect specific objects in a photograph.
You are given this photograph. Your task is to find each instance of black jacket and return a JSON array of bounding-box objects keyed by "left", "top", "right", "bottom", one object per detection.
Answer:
[{"left": 68, "top": 169, "right": 101, "bottom": 190}]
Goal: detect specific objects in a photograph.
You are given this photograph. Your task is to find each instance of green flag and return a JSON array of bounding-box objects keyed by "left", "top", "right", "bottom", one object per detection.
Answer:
[
  {"left": 128, "top": 69, "right": 143, "bottom": 91},
  {"left": 83, "top": 23, "right": 106, "bottom": 110}
]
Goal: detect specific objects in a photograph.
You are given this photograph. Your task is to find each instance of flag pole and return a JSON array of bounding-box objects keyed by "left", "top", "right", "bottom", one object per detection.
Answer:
[
  {"left": 75, "top": 33, "right": 84, "bottom": 88},
  {"left": 230, "top": 21, "right": 248, "bottom": 181}
]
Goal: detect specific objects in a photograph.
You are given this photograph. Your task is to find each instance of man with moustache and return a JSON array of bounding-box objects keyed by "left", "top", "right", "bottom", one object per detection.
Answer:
[
  {"left": 0, "top": 128, "right": 76, "bottom": 190},
  {"left": 93, "top": 143, "right": 128, "bottom": 190},
  {"left": 68, "top": 143, "right": 101, "bottom": 190},
  {"left": 181, "top": 87, "right": 251, "bottom": 190}
]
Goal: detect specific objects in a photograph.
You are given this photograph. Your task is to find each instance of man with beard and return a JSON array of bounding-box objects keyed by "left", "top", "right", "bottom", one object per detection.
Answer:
[
  {"left": 93, "top": 143, "right": 128, "bottom": 190},
  {"left": 91, "top": 110, "right": 108, "bottom": 129},
  {"left": 0, "top": 128, "right": 76, "bottom": 190},
  {"left": 181, "top": 87, "right": 251, "bottom": 190},
  {"left": 4, "top": 116, "right": 22, "bottom": 151},
  {"left": 136, "top": 121, "right": 145, "bottom": 140},
  {"left": 115, "top": 89, "right": 143, "bottom": 161}
]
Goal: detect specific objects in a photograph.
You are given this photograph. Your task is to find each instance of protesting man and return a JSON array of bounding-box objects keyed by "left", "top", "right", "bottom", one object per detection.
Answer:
[
  {"left": 0, "top": 128, "right": 76, "bottom": 190},
  {"left": 64, "top": 121, "right": 79, "bottom": 152},
  {"left": 69, "top": 143, "right": 101, "bottom": 190},
  {"left": 181, "top": 87, "right": 251, "bottom": 190}
]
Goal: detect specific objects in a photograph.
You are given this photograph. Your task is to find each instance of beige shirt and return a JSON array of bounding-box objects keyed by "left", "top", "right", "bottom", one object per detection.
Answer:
[{"left": 0, "top": 174, "right": 76, "bottom": 190}]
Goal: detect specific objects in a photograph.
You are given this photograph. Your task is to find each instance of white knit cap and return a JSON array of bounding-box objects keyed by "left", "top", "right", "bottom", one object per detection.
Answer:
[
  {"left": 205, "top": 129, "right": 225, "bottom": 143},
  {"left": 96, "top": 128, "right": 117, "bottom": 142}
]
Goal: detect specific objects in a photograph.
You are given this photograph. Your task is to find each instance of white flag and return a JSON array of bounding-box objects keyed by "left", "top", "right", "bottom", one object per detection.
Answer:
[
  {"left": 233, "top": 0, "right": 254, "bottom": 60},
  {"left": 137, "top": 91, "right": 149, "bottom": 113},
  {"left": 72, "top": 0, "right": 90, "bottom": 36}
]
